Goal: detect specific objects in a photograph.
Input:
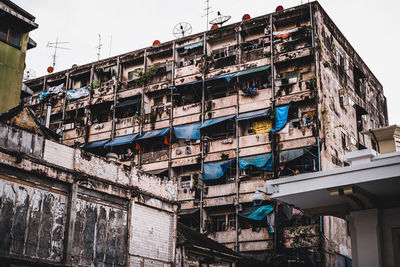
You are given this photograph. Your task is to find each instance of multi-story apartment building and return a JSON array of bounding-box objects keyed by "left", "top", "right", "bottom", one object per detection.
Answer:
[{"left": 22, "top": 1, "right": 388, "bottom": 266}]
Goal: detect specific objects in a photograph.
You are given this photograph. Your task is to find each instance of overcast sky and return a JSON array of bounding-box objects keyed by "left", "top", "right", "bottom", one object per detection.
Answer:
[{"left": 14, "top": 0, "right": 400, "bottom": 125}]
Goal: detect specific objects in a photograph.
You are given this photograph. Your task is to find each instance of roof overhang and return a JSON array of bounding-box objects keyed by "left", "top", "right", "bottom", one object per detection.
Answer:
[
  {"left": 266, "top": 150, "right": 400, "bottom": 218},
  {"left": 0, "top": 1, "right": 38, "bottom": 32}
]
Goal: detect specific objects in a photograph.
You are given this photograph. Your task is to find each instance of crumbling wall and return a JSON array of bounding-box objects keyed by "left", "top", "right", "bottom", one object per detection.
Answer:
[{"left": 0, "top": 178, "right": 67, "bottom": 263}]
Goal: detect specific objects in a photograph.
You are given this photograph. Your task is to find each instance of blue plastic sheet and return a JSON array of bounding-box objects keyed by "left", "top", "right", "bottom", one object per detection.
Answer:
[
  {"left": 84, "top": 139, "right": 110, "bottom": 150},
  {"left": 174, "top": 123, "right": 202, "bottom": 140},
  {"left": 66, "top": 88, "right": 89, "bottom": 101},
  {"left": 239, "top": 153, "right": 273, "bottom": 171},
  {"left": 200, "top": 115, "right": 236, "bottom": 129},
  {"left": 136, "top": 128, "right": 170, "bottom": 141},
  {"left": 180, "top": 41, "right": 203, "bottom": 50},
  {"left": 203, "top": 160, "right": 235, "bottom": 180},
  {"left": 236, "top": 109, "right": 270, "bottom": 122},
  {"left": 104, "top": 134, "right": 138, "bottom": 148},
  {"left": 271, "top": 105, "right": 289, "bottom": 132},
  {"left": 239, "top": 205, "right": 274, "bottom": 221},
  {"left": 232, "top": 65, "right": 270, "bottom": 78}
]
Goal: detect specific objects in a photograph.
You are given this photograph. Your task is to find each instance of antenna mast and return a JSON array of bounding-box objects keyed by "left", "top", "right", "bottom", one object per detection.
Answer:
[
  {"left": 46, "top": 37, "right": 70, "bottom": 69},
  {"left": 96, "top": 33, "right": 103, "bottom": 61},
  {"left": 202, "top": 0, "right": 213, "bottom": 30}
]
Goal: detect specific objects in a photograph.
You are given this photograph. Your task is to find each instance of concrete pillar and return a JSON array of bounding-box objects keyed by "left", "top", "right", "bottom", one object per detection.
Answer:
[{"left": 349, "top": 208, "right": 381, "bottom": 267}]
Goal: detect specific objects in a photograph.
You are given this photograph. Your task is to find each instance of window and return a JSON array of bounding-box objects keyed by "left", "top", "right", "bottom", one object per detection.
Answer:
[
  {"left": 211, "top": 215, "right": 226, "bottom": 232},
  {"left": 9, "top": 29, "right": 21, "bottom": 48},
  {"left": 341, "top": 131, "right": 349, "bottom": 150},
  {"left": 0, "top": 24, "right": 7, "bottom": 42},
  {"left": 0, "top": 26, "right": 22, "bottom": 49},
  {"left": 127, "top": 70, "right": 139, "bottom": 81},
  {"left": 154, "top": 96, "right": 164, "bottom": 107}
]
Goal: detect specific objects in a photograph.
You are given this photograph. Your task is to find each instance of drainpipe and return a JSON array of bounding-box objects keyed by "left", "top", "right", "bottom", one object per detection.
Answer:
[
  {"left": 169, "top": 41, "right": 176, "bottom": 181},
  {"left": 111, "top": 57, "right": 120, "bottom": 139},
  {"left": 234, "top": 23, "right": 243, "bottom": 254},
  {"left": 61, "top": 73, "right": 70, "bottom": 143},
  {"left": 138, "top": 49, "right": 147, "bottom": 168},
  {"left": 200, "top": 32, "right": 206, "bottom": 234}
]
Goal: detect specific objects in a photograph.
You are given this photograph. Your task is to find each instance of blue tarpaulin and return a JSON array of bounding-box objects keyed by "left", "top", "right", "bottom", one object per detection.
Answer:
[
  {"left": 136, "top": 128, "right": 170, "bottom": 141},
  {"left": 203, "top": 160, "right": 235, "bottom": 180},
  {"left": 239, "top": 153, "right": 273, "bottom": 171},
  {"left": 84, "top": 139, "right": 110, "bottom": 150},
  {"left": 174, "top": 123, "right": 202, "bottom": 140},
  {"left": 207, "top": 73, "right": 236, "bottom": 83},
  {"left": 179, "top": 41, "right": 203, "bottom": 50},
  {"left": 236, "top": 109, "right": 270, "bottom": 122},
  {"left": 104, "top": 134, "right": 138, "bottom": 148},
  {"left": 200, "top": 115, "right": 236, "bottom": 129},
  {"left": 239, "top": 205, "right": 274, "bottom": 221},
  {"left": 271, "top": 105, "right": 289, "bottom": 132}
]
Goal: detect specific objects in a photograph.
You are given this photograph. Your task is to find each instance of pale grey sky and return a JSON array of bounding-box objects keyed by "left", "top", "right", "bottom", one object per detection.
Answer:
[{"left": 14, "top": 0, "right": 400, "bottom": 124}]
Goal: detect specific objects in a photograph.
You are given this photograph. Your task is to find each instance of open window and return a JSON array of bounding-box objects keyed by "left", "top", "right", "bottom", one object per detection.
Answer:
[
  {"left": 91, "top": 102, "right": 112, "bottom": 123},
  {"left": 201, "top": 115, "right": 235, "bottom": 141},
  {"left": 115, "top": 96, "right": 141, "bottom": 119},
  {"left": 176, "top": 41, "right": 203, "bottom": 68}
]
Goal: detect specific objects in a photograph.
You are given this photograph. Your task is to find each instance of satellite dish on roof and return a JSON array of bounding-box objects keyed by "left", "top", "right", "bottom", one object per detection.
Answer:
[
  {"left": 209, "top": 11, "right": 231, "bottom": 27},
  {"left": 23, "top": 68, "right": 36, "bottom": 81},
  {"left": 173, "top": 22, "right": 192, "bottom": 38}
]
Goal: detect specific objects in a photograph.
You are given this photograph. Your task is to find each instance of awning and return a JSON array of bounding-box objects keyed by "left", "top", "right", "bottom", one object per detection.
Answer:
[
  {"left": 200, "top": 115, "right": 236, "bottom": 129},
  {"left": 236, "top": 109, "right": 270, "bottom": 122},
  {"left": 239, "top": 153, "right": 273, "bottom": 171},
  {"left": 232, "top": 65, "right": 271, "bottom": 78},
  {"left": 178, "top": 41, "right": 203, "bottom": 50},
  {"left": 174, "top": 123, "right": 202, "bottom": 140},
  {"left": 271, "top": 105, "right": 289, "bottom": 132},
  {"left": 146, "top": 168, "right": 168, "bottom": 175},
  {"left": 104, "top": 134, "right": 138, "bottom": 148},
  {"left": 84, "top": 139, "right": 110, "bottom": 150},
  {"left": 115, "top": 98, "right": 141, "bottom": 109},
  {"left": 239, "top": 205, "right": 274, "bottom": 221},
  {"left": 207, "top": 73, "right": 236, "bottom": 83},
  {"left": 179, "top": 208, "right": 200, "bottom": 216},
  {"left": 136, "top": 128, "right": 170, "bottom": 141},
  {"left": 279, "top": 148, "right": 305, "bottom": 163},
  {"left": 203, "top": 160, "right": 235, "bottom": 180}
]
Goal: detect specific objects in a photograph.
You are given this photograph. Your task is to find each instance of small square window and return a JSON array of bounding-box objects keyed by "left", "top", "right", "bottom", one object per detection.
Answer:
[{"left": 9, "top": 29, "right": 21, "bottom": 49}]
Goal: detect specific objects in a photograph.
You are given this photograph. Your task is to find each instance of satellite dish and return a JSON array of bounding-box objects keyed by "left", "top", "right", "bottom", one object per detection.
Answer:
[
  {"left": 23, "top": 68, "right": 36, "bottom": 81},
  {"left": 209, "top": 11, "right": 231, "bottom": 27},
  {"left": 173, "top": 22, "right": 192, "bottom": 38}
]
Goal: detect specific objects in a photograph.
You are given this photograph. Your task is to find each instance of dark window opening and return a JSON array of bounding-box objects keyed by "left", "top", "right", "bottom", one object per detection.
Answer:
[
  {"left": 0, "top": 25, "right": 22, "bottom": 49},
  {"left": 174, "top": 85, "right": 202, "bottom": 107},
  {"left": 202, "top": 120, "right": 235, "bottom": 141},
  {"left": 91, "top": 102, "right": 112, "bottom": 123}
]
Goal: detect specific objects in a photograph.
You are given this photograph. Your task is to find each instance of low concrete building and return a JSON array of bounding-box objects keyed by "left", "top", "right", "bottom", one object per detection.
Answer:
[{"left": 266, "top": 126, "right": 400, "bottom": 267}]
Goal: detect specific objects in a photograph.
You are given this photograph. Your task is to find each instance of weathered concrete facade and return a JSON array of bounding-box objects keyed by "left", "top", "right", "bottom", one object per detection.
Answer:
[
  {"left": 0, "top": 121, "right": 178, "bottom": 266},
  {"left": 22, "top": 1, "right": 387, "bottom": 265}
]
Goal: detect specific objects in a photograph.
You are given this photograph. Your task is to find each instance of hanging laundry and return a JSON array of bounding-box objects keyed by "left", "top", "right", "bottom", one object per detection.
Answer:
[
  {"left": 66, "top": 87, "right": 89, "bottom": 101},
  {"left": 185, "top": 146, "right": 192, "bottom": 155},
  {"left": 267, "top": 212, "right": 275, "bottom": 233}
]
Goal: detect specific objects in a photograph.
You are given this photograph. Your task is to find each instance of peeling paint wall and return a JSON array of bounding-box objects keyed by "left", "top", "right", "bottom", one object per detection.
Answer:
[{"left": 0, "top": 178, "right": 67, "bottom": 263}]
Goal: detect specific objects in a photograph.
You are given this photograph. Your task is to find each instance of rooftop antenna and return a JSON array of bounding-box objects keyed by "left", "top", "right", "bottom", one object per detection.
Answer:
[
  {"left": 109, "top": 35, "right": 112, "bottom": 57},
  {"left": 209, "top": 11, "right": 231, "bottom": 27},
  {"left": 96, "top": 33, "right": 103, "bottom": 61},
  {"left": 173, "top": 22, "right": 192, "bottom": 38},
  {"left": 202, "top": 0, "right": 213, "bottom": 30},
  {"left": 46, "top": 37, "right": 70, "bottom": 70}
]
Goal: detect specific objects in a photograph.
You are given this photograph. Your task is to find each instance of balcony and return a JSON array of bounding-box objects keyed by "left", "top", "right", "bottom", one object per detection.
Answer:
[{"left": 141, "top": 150, "right": 169, "bottom": 164}]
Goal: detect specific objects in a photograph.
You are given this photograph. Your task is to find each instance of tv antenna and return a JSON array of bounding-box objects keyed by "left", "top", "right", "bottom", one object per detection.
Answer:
[
  {"left": 23, "top": 68, "right": 36, "bottom": 81},
  {"left": 202, "top": 0, "right": 213, "bottom": 30},
  {"left": 46, "top": 37, "right": 70, "bottom": 69},
  {"left": 173, "top": 22, "right": 192, "bottom": 38},
  {"left": 96, "top": 33, "right": 103, "bottom": 61},
  {"left": 209, "top": 11, "right": 231, "bottom": 27}
]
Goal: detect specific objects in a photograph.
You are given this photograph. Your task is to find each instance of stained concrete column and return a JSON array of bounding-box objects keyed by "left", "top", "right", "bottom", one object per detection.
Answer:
[
  {"left": 64, "top": 183, "right": 78, "bottom": 265},
  {"left": 349, "top": 208, "right": 381, "bottom": 267}
]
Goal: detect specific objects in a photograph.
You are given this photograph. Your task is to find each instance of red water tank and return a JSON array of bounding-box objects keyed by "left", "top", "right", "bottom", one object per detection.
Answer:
[
  {"left": 276, "top": 5, "right": 284, "bottom": 12},
  {"left": 152, "top": 40, "right": 161, "bottom": 46},
  {"left": 242, "top": 14, "right": 251, "bottom": 21},
  {"left": 211, "top": 24, "right": 219, "bottom": 30}
]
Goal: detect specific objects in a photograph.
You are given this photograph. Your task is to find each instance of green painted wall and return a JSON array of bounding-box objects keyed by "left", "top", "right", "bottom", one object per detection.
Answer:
[{"left": 0, "top": 32, "right": 28, "bottom": 114}]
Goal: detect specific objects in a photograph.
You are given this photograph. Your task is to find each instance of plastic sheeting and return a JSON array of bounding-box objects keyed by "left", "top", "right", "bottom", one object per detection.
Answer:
[
  {"left": 40, "top": 83, "right": 64, "bottom": 101},
  {"left": 236, "top": 109, "right": 270, "bottom": 122},
  {"left": 66, "top": 87, "right": 89, "bottom": 101},
  {"left": 270, "top": 105, "right": 289, "bottom": 132},
  {"left": 239, "top": 153, "right": 273, "bottom": 171},
  {"left": 239, "top": 205, "right": 274, "bottom": 221},
  {"left": 174, "top": 123, "right": 202, "bottom": 140},
  {"left": 104, "top": 133, "right": 138, "bottom": 148},
  {"left": 179, "top": 41, "right": 203, "bottom": 50},
  {"left": 136, "top": 128, "right": 170, "bottom": 141},
  {"left": 200, "top": 115, "right": 236, "bottom": 129},
  {"left": 279, "top": 148, "right": 305, "bottom": 163},
  {"left": 115, "top": 98, "right": 141, "bottom": 109},
  {"left": 203, "top": 160, "right": 235, "bottom": 180},
  {"left": 83, "top": 139, "right": 110, "bottom": 150},
  {"left": 232, "top": 65, "right": 270, "bottom": 77}
]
